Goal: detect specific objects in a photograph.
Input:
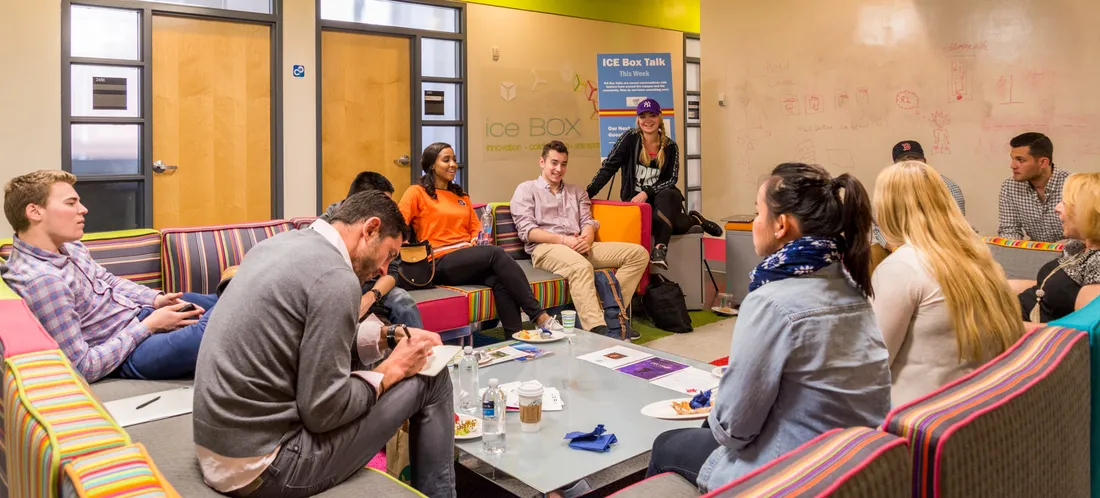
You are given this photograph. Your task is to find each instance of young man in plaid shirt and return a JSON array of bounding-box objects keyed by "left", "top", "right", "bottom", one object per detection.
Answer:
[
  {"left": 1, "top": 170, "right": 217, "bottom": 382},
  {"left": 997, "top": 132, "right": 1072, "bottom": 242}
]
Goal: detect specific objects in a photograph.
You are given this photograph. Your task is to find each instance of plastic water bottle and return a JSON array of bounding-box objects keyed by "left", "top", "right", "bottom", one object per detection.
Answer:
[
  {"left": 482, "top": 378, "right": 506, "bottom": 454},
  {"left": 479, "top": 210, "right": 494, "bottom": 245},
  {"left": 458, "top": 346, "right": 480, "bottom": 416}
]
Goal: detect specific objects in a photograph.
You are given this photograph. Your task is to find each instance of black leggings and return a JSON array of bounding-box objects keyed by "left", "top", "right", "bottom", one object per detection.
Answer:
[
  {"left": 648, "top": 187, "right": 697, "bottom": 247},
  {"left": 647, "top": 427, "right": 721, "bottom": 483},
  {"left": 434, "top": 245, "right": 545, "bottom": 332}
]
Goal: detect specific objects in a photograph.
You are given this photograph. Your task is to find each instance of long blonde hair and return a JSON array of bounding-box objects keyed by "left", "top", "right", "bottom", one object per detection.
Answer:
[
  {"left": 1062, "top": 173, "right": 1100, "bottom": 243},
  {"left": 636, "top": 115, "right": 669, "bottom": 166},
  {"left": 874, "top": 161, "right": 1024, "bottom": 362}
]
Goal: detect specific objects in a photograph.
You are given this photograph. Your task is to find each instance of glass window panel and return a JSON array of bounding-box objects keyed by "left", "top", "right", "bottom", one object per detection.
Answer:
[
  {"left": 71, "top": 65, "right": 141, "bottom": 118},
  {"left": 687, "top": 62, "right": 701, "bottom": 93},
  {"left": 71, "top": 124, "right": 142, "bottom": 176},
  {"left": 75, "top": 181, "right": 143, "bottom": 232},
  {"left": 686, "top": 127, "right": 701, "bottom": 155},
  {"left": 688, "top": 190, "right": 702, "bottom": 213},
  {"left": 71, "top": 6, "right": 141, "bottom": 60},
  {"left": 422, "top": 38, "right": 459, "bottom": 78},
  {"left": 686, "top": 38, "right": 701, "bottom": 59},
  {"left": 422, "top": 82, "right": 459, "bottom": 121},
  {"left": 422, "top": 126, "right": 461, "bottom": 162},
  {"left": 135, "top": 0, "right": 271, "bottom": 14},
  {"left": 321, "top": 0, "right": 458, "bottom": 33},
  {"left": 687, "top": 158, "right": 701, "bottom": 189}
]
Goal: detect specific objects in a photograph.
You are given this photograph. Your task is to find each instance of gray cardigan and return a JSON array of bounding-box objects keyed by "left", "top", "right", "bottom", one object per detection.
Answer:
[{"left": 193, "top": 229, "right": 373, "bottom": 458}]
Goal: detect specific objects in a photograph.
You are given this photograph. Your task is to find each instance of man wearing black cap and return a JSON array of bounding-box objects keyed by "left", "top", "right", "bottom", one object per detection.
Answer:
[{"left": 873, "top": 140, "right": 967, "bottom": 247}]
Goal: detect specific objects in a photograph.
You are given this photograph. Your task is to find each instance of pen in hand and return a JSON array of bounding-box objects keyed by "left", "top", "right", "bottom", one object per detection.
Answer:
[{"left": 135, "top": 395, "right": 161, "bottom": 410}]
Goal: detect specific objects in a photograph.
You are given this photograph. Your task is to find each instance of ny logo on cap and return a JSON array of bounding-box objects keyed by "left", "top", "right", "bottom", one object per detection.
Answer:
[
  {"left": 902, "top": 143, "right": 912, "bottom": 151},
  {"left": 643, "top": 101, "right": 652, "bottom": 108}
]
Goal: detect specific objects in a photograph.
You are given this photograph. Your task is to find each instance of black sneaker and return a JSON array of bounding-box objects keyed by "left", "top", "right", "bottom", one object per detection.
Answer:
[
  {"left": 591, "top": 325, "right": 610, "bottom": 337},
  {"left": 650, "top": 244, "right": 668, "bottom": 270},
  {"left": 626, "top": 325, "right": 641, "bottom": 341},
  {"left": 689, "top": 210, "right": 723, "bottom": 237}
]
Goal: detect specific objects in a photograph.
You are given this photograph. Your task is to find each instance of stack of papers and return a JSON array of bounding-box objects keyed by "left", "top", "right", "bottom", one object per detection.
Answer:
[
  {"left": 479, "top": 381, "right": 564, "bottom": 411},
  {"left": 578, "top": 346, "right": 719, "bottom": 395}
]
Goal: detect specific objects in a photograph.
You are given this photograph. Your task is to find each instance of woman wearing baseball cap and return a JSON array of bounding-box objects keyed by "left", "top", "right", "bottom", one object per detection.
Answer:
[{"left": 585, "top": 98, "right": 721, "bottom": 269}]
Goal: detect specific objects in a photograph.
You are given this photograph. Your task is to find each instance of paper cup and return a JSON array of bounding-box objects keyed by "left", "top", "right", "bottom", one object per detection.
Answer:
[
  {"left": 517, "top": 380, "right": 544, "bottom": 433},
  {"left": 561, "top": 311, "right": 577, "bottom": 331}
]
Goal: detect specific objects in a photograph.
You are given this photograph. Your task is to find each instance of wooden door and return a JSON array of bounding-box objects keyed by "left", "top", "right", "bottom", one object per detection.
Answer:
[
  {"left": 321, "top": 31, "right": 412, "bottom": 207},
  {"left": 151, "top": 16, "right": 271, "bottom": 228}
]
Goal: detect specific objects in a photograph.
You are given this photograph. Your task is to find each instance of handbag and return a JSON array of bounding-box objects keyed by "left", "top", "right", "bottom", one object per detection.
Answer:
[
  {"left": 643, "top": 274, "right": 693, "bottom": 333},
  {"left": 397, "top": 241, "right": 435, "bottom": 289}
]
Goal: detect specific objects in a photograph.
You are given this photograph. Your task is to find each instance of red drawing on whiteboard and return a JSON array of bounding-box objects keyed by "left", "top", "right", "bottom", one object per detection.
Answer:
[
  {"left": 930, "top": 111, "right": 951, "bottom": 154},
  {"left": 895, "top": 90, "right": 919, "bottom": 111},
  {"left": 856, "top": 88, "right": 870, "bottom": 106},
  {"left": 949, "top": 57, "right": 973, "bottom": 102},
  {"left": 805, "top": 95, "right": 823, "bottom": 114},
  {"left": 795, "top": 139, "right": 816, "bottom": 163},
  {"left": 836, "top": 92, "right": 850, "bottom": 109},
  {"left": 782, "top": 95, "right": 800, "bottom": 115},
  {"left": 998, "top": 75, "right": 1024, "bottom": 105}
]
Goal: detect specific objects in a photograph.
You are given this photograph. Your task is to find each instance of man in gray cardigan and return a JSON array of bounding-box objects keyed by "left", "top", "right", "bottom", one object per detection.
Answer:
[{"left": 193, "top": 191, "right": 455, "bottom": 498}]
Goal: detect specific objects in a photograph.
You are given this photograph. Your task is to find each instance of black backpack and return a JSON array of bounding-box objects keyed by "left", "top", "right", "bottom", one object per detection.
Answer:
[{"left": 642, "top": 274, "right": 693, "bottom": 333}]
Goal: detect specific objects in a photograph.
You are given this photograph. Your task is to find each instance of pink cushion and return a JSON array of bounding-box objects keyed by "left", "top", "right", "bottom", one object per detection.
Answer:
[{"left": 0, "top": 300, "right": 60, "bottom": 358}]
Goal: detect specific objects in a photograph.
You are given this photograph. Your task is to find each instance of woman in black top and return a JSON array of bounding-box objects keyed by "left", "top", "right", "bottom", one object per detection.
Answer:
[
  {"left": 586, "top": 99, "right": 721, "bottom": 269},
  {"left": 1013, "top": 173, "right": 1100, "bottom": 323}
]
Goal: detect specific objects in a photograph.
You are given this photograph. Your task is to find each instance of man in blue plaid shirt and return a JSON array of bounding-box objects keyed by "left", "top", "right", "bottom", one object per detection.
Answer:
[{"left": 1, "top": 170, "right": 217, "bottom": 382}]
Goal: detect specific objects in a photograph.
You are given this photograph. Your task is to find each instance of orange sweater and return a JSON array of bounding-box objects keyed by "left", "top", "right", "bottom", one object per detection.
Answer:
[{"left": 398, "top": 185, "right": 480, "bottom": 257}]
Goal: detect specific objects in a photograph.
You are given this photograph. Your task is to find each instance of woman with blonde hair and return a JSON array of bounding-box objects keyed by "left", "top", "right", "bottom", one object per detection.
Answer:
[
  {"left": 1014, "top": 172, "right": 1100, "bottom": 323},
  {"left": 872, "top": 161, "right": 1024, "bottom": 406},
  {"left": 585, "top": 99, "right": 722, "bottom": 269}
]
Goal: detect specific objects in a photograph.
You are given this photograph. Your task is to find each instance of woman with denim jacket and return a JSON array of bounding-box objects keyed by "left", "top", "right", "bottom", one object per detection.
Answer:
[{"left": 645, "top": 163, "right": 892, "bottom": 493}]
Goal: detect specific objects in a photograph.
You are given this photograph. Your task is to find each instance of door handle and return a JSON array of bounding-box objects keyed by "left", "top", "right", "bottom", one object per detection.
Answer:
[
  {"left": 394, "top": 155, "right": 411, "bottom": 166},
  {"left": 152, "top": 160, "right": 178, "bottom": 174}
]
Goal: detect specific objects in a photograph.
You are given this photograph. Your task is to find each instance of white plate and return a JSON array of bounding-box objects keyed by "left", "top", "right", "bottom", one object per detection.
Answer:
[
  {"left": 511, "top": 330, "right": 567, "bottom": 343},
  {"left": 640, "top": 398, "right": 712, "bottom": 420},
  {"left": 711, "top": 306, "right": 738, "bottom": 317},
  {"left": 454, "top": 414, "right": 482, "bottom": 440},
  {"left": 711, "top": 366, "right": 727, "bottom": 378}
]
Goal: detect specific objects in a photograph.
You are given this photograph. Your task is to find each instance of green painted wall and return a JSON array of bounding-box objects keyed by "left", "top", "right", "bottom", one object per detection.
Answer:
[{"left": 461, "top": 0, "right": 700, "bottom": 33}]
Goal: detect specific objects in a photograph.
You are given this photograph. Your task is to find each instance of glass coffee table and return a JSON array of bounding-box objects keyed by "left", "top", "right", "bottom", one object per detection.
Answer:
[{"left": 452, "top": 331, "right": 717, "bottom": 496}]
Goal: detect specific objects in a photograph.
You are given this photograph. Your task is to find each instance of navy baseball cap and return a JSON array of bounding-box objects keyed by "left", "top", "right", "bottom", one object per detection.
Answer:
[
  {"left": 636, "top": 98, "right": 662, "bottom": 115},
  {"left": 892, "top": 140, "right": 926, "bottom": 162}
]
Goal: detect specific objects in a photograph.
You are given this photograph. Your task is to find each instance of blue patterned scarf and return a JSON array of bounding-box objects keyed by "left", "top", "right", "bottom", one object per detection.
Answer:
[{"left": 748, "top": 236, "right": 842, "bottom": 293}]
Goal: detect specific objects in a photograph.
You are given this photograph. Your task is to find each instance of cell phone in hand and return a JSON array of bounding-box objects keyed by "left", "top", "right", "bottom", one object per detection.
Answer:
[{"left": 178, "top": 303, "right": 197, "bottom": 313}]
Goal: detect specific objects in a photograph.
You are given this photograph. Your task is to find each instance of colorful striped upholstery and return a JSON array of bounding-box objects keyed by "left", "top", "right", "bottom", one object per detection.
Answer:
[
  {"left": 160, "top": 220, "right": 293, "bottom": 294},
  {"left": 707, "top": 427, "right": 911, "bottom": 498},
  {"left": 490, "top": 202, "right": 527, "bottom": 260},
  {"left": 1, "top": 230, "right": 162, "bottom": 290},
  {"left": 289, "top": 217, "right": 317, "bottom": 230},
  {"left": 981, "top": 236, "right": 1066, "bottom": 252},
  {"left": 4, "top": 350, "right": 130, "bottom": 498},
  {"left": 1049, "top": 305, "right": 1100, "bottom": 498},
  {"left": 882, "top": 326, "right": 1090, "bottom": 498},
  {"left": 60, "top": 443, "right": 179, "bottom": 498},
  {"left": 440, "top": 261, "right": 570, "bottom": 323}
]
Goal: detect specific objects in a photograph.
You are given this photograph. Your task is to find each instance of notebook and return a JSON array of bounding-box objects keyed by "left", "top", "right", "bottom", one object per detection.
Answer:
[
  {"left": 419, "top": 345, "right": 462, "bottom": 377},
  {"left": 102, "top": 386, "right": 194, "bottom": 428}
]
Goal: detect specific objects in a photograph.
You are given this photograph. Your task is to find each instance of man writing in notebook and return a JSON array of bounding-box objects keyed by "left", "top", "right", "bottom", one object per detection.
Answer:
[{"left": 193, "top": 191, "right": 454, "bottom": 498}]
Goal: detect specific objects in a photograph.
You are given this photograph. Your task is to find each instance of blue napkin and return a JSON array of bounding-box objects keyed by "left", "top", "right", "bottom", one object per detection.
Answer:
[
  {"left": 690, "top": 390, "right": 712, "bottom": 410},
  {"left": 564, "top": 424, "right": 618, "bottom": 452}
]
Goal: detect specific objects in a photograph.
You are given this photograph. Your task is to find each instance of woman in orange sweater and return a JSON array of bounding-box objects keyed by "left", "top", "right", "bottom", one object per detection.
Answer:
[{"left": 398, "top": 142, "right": 557, "bottom": 334}]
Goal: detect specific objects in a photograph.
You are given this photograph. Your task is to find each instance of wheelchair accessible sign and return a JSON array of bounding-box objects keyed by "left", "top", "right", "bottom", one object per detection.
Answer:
[{"left": 596, "top": 53, "right": 675, "bottom": 157}]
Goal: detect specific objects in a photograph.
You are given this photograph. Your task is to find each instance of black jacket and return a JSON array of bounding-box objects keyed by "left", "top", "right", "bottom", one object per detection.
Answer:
[{"left": 586, "top": 128, "right": 680, "bottom": 202}]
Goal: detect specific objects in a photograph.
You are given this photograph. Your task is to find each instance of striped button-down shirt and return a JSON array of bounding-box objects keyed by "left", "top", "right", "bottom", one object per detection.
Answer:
[{"left": 0, "top": 237, "right": 160, "bottom": 381}]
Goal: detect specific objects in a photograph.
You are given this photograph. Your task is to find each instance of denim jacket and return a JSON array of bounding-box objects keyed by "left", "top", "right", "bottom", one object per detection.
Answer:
[{"left": 698, "top": 263, "right": 892, "bottom": 492}]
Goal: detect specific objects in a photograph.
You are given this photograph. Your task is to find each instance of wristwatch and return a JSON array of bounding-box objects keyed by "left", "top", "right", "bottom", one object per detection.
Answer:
[
  {"left": 369, "top": 288, "right": 383, "bottom": 302},
  {"left": 385, "top": 324, "right": 408, "bottom": 350}
]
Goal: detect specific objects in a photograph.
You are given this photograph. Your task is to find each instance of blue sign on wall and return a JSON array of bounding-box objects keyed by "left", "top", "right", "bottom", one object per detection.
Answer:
[
  {"left": 596, "top": 53, "right": 675, "bottom": 157},
  {"left": 292, "top": 65, "right": 305, "bottom": 78}
]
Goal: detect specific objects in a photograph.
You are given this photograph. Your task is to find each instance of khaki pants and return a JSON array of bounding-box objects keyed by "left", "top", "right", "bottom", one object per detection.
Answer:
[{"left": 531, "top": 241, "right": 649, "bottom": 330}]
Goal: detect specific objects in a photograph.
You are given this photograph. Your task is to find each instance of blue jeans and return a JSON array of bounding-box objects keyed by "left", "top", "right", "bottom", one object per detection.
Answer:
[
  {"left": 121, "top": 293, "right": 218, "bottom": 380},
  {"left": 383, "top": 287, "right": 424, "bottom": 329}
]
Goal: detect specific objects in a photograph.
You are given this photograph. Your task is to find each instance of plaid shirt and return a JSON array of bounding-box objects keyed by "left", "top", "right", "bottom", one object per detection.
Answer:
[
  {"left": 0, "top": 237, "right": 160, "bottom": 381},
  {"left": 873, "top": 174, "right": 966, "bottom": 246},
  {"left": 997, "top": 168, "right": 1071, "bottom": 242}
]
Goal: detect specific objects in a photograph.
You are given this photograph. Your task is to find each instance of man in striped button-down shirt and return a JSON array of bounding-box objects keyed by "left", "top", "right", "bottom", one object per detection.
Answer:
[{"left": 0, "top": 170, "right": 217, "bottom": 382}]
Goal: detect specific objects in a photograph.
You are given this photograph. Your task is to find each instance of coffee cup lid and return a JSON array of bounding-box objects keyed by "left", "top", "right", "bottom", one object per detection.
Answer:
[{"left": 517, "top": 380, "right": 544, "bottom": 397}]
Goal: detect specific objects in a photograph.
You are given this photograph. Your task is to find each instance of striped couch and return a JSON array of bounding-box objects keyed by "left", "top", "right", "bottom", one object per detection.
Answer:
[
  {"left": 611, "top": 326, "right": 1090, "bottom": 498},
  {"left": 983, "top": 236, "right": 1065, "bottom": 280}
]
